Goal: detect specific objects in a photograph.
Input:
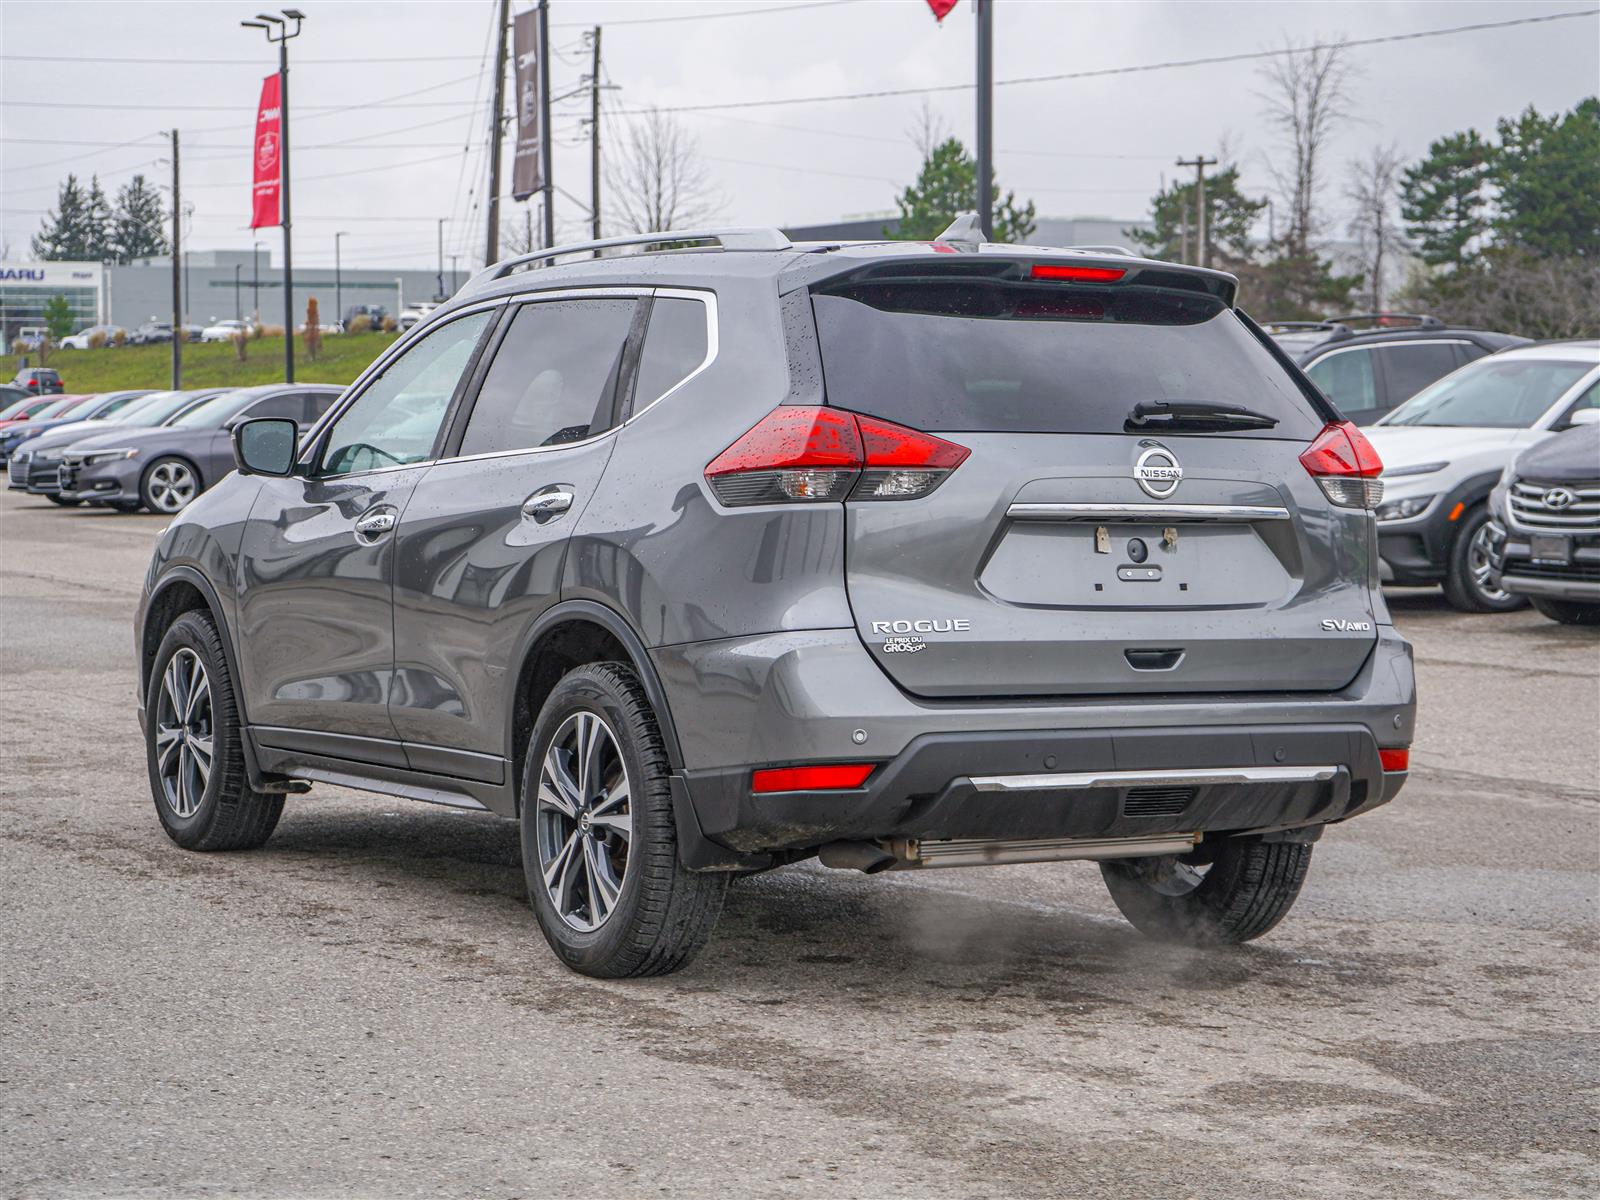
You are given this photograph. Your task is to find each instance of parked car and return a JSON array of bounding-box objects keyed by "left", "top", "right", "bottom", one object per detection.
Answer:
[
  {"left": 0, "top": 390, "right": 151, "bottom": 466},
  {"left": 0, "top": 384, "right": 31, "bottom": 409},
  {"left": 199, "top": 319, "right": 249, "bottom": 344},
  {"left": 134, "top": 222, "right": 1417, "bottom": 979},
  {"left": 1487, "top": 415, "right": 1600, "bottom": 625},
  {"left": 341, "top": 304, "right": 388, "bottom": 331},
  {"left": 16, "top": 326, "right": 48, "bottom": 351},
  {"left": 130, "top": 321, "right": 174, "bottom": 345},
  {"left": 13, "top": 367, "right": 64, "bottom": 395},
  {"left": 1364, "top": 341, "right": 1600, "bottom": 611},
  {"left": 59, "top": 383, "right": 342, "bottom": 512},
  {"left": 9, "top": 389, "right": 225, "bottom": 504},
  {"left": 397, "top": 302, "right": 438, "bottom": 332},
  {"left": 1267, "top": 314, "right": 1530, "bottom": 425},
  {"left": 58, "top": 324, "right": 128, "bottom": 350},
  {"left": 0, "top": 393, "right": 85, "bottom": 433}
]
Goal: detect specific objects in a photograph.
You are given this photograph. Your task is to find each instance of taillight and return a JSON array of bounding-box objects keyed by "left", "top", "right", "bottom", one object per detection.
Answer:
[
  {"left": 1300, "top": 421, "right": 1384, "bottom": 510},
  {"left": 705, "top": 407, "right": 969, "bottom": 506},
  {"left": 751, "top": 763, "right": 876, "bottom": 793},
  {"left": 1030, "top": 263, "right": 1126, "bottom": 282}
]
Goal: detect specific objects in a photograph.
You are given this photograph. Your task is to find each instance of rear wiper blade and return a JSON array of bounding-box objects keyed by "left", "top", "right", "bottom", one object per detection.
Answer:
[{"left": 1126, "top": 401, "right": 1279, "bottom": 431}]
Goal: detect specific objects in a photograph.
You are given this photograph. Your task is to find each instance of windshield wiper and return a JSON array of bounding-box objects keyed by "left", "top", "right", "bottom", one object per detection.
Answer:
[{"left": 1125, "top": 400, "right": 1279, "bottom": 432}]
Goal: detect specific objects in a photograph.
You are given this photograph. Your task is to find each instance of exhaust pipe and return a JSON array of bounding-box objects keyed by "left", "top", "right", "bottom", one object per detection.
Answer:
[{"left": 819, "top": 832, "right": 1199, "bottom": 872}]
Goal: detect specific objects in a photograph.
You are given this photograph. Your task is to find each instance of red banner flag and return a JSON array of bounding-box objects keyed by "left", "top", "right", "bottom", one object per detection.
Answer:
[
  {"left": 926, "top": 0, "right": 959, "bottom": 20},
  {"left": 250, "top": 73, "right": 282, "bottom": 229}
]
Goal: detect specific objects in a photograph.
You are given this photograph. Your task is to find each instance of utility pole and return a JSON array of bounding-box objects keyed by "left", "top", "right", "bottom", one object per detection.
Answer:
[
  {"left": 450, "top": 255, "right": 460, "bottom": 294},
  {"left": 538, "top": 0, "right": 554, "bottom": 248},
  {"left": 169, "top": 129, "right": 181, "bottom": 389},
  {"left": 234, "top": 264, "right": 242, "bottom": 321},
  {"left": 974, "top": 0, "right": 994, "bottom": 239},
  {"left": 334, "top": 231, "right": 347, "bottom": 328},
  {"left": 252, "top": 240, "right": 262, "bottom": 320},
  {"left": 486, "top": 0, "right": 510, "bottom": 265},
  {"left": 1176, "top": 154, "right": 1218, "bottom": 268},
  {"left": 436, "top": 217, "right": 445, "bottom": 299},
  {"left": 589, "top": 25, "right": 602, "bottom": 241},
  {"left": 243, "top": 10, "right": 305, "bottom": 382}
]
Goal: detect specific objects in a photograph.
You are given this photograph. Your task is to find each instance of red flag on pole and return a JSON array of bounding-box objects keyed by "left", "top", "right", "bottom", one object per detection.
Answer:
[
  {"left": 926, "top": 0, "right": 959, "bottom": 20},
  {"left": 250, "top": 74, "right": 282, "bottom": 229}
]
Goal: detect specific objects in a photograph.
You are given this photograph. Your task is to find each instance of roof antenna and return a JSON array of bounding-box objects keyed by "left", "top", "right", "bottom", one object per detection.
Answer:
[{"left": 935, "top": 212, "right": 987, "bottom": 252}]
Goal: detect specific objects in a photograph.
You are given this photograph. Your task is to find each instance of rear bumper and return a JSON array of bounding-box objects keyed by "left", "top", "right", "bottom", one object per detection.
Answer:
[{"left": 655, "top": 625, "right": 1415, "bottom": 860}]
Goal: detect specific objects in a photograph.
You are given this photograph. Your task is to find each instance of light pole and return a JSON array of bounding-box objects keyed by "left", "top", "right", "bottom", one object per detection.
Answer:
[
  {"left": 449, "top": 255, "right": 460, "bottom": 296},
  {"left": 234, "top": 264, "right": 242, "bottom": 320},
  {"left": 436, "top": 217, "right": 445, "bottom": 300},
  {"left": 334, "top": 230, "right": 347, "bottom": 331},
  {"left": 242, "top": 8, "right": 306, "bottom": 382},
  {"left": 252, "top": 240, "right": 262, "bottom": 321}
]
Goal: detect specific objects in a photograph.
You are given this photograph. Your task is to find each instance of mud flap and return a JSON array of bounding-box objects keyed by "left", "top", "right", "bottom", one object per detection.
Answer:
[{"left": 670, "top": 773, "right": 772, "bottom": 872}]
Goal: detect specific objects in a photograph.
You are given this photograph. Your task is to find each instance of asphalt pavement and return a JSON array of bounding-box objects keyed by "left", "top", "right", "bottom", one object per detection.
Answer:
[{"left": 1, "top": 486, "right": 1596, "bottom": 1199}]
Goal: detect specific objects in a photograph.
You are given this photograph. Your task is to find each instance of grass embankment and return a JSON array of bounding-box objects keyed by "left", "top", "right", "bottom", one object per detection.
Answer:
[{"left": 15, "top": 332, "right": 397, "bottom": 393}]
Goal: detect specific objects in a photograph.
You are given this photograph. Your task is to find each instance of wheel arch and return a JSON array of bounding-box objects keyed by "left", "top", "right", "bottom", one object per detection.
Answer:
[
  {"left": 505, "top": 600, "right": 684, "bottom": 816},
  {"left": 141, "top": 567, "right": 246, "bottom": 723}
]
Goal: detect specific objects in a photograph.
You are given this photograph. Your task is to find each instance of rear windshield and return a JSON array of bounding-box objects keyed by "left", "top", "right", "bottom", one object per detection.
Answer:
[{"left": 811, "top": 281, "right": 1323, "bottom": 439}]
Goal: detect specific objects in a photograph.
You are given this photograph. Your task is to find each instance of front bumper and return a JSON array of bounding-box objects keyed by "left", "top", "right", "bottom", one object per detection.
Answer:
[
  {"left": 57, "top": 458, "right": 142, "bottom": 504},
  {"left": 655, "top": 625, "right": 1416, "bottom": 858},
  {"left": 1488, "top": 520, "right": 1600, "bottom": 601},
  {"left": 8, "top": 453, "right": 62, "bottom": 494}
]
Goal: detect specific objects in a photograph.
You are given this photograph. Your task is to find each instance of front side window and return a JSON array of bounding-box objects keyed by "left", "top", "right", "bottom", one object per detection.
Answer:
[
  {"left": 320, "top": 310, "right": 493, "bottom": 476},
  {"left": 1306, "top": 349, "right": 1377, "bottom": 414},
  {"left": 1381, "top": 359, "right": 1595, "bottom": 429},
  {"left": 457, "top": 298, "right": 636, "bottom": 456}
]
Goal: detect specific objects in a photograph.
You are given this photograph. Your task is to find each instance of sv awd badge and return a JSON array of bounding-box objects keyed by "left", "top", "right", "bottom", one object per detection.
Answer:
[{"left": 1321, "top": 618, "right": 1373, "bottom": 632}]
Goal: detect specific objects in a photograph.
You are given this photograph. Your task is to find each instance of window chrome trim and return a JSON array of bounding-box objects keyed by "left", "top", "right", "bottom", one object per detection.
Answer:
[
  {"left": 1007, "top": 502, "right": 1291, "bottom": 523},
  {"left": 424, "top": 286, "right": 718, "bottom": 469},
  {"left": 970, "top": 765, "right": 1339, "bottom": 792}
]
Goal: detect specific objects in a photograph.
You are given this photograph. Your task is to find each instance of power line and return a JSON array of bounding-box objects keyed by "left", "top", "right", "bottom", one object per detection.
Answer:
[
  {"left": 607, "top": 7, "right": 1600, "bottom": 116},
  {"left": 552, "top": 0, "right": 857, "bottom": 27}
]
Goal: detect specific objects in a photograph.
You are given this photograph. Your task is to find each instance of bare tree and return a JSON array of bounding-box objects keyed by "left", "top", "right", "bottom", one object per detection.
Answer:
[
  {"left": 908, "top": 100, "right": 950, "bottom": 160},
  {"left": 1345, "top": 144, "right": 1408, "bottom": 311},
  {"left": 605, "top": 108, "right": 723, "bottom": 235},
  {"left": 1258, "top": 37, "right": 1355, "bottom": 254}
]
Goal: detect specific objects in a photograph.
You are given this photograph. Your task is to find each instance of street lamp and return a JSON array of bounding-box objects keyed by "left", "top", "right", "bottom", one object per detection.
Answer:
[
  {"left": 252, "top": 239, "right": 263, "bottom": 321},
  {"left": 234, "top": 263, "right": 242, "bottom": 321},
  {"left": 436, "top": 217, "right": 445, "bottom": 301},
  {"left": 449, "top": 255, "right": 460, "bottom": 296},
  {"left": 242, "top": 9, "right": 306, "bottom": 382},
  {"left": 334, "top": 230, "right": 348, "bottom": 332}
]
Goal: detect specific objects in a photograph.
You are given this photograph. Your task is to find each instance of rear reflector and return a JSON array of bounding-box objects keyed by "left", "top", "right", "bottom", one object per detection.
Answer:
[
  {"left": 706, "top": 407, "right": 969, "bottom": 506},
  {"left": 1300, "top": 421, "right": 1385, "bottom": 510},
  {"left": 751, "top": 763, "right": 876, "bottom": 793},
  {"left": 1379, "top": 748, "right": 1410, "bottom": 772},
  {"left": 1030, "top": 263, "right": 1127, "bottom": 282}
]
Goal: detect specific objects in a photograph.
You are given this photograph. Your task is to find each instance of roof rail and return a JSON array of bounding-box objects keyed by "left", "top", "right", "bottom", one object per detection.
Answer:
[
  {"left": 466, "top": 227, "right": 794, "bottom": 289},
  {"left": 1327, "top": 312, "right": 1444, "bottom": 330}
]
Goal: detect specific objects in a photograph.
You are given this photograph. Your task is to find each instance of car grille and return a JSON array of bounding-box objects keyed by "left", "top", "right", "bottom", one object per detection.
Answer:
[
  {"left": 7, "top": 454, "right": 29, "bottom": 486},
  {"left": 1508, "top": 479, "right": 1600, "bottom": 531},
  {"left": 1123, "top": 785, "right": 1196, "bottom": 818},
  {"left": 1507, "top": 560, "right": 1600, "bottom": 583}
]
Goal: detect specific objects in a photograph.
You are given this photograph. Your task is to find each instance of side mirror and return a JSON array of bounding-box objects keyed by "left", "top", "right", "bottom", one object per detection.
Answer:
[
  {"left": 1566, "top": 407, "right": 1600, "bottom": 428},
  {"left": 233, "top": 417, "right": 300, "bottom": 477}
]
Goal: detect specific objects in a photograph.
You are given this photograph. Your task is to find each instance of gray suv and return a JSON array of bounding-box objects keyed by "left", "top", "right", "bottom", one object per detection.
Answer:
[{"left": 135, "top": 222, "right": 1417, "bottom": 978}]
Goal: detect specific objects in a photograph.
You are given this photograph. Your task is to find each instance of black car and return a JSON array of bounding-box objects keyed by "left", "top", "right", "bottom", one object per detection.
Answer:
[
  {"left": 13, "top": 367, "right": 64, "bottom": 395},
  {"left": 341, "top": 304, "right": 388, "bottom": 331},
  {"left": 1488, "top": 417, "right": 1600, "bottom": 625},
  {"left": 130, "top": 322, "right": 174, "bottom": 345},
  {"left": 1266, "top": 314, "right": 1529, "bottom": 425}
]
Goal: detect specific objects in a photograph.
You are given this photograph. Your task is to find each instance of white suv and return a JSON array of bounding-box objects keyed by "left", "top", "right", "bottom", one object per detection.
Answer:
[{"left": 1365, "top": 341, "right": 1600, "bottom": 611}]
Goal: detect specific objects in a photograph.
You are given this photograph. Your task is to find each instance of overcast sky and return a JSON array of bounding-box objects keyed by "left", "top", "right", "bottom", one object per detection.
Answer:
[{"left": 3, "top": 0, "right": 1596, "bottom": 271}]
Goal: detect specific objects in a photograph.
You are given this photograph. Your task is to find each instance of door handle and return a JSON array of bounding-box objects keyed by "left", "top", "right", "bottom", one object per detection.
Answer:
[
  {"left": 354, "top": 509, "right": 397, "bottom": 539},
  {"left": 521, "top": 490, "right": 574, "bottom": 522}
]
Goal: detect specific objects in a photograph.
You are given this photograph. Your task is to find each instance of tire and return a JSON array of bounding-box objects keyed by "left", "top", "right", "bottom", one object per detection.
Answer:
[
  {"left": 1530, "top": 596, "right": 1600, "bottom": 626},
  {"left": 110, "top": 501, "right": 142, "bottom": 513},
  {"left": 140, "top": 456, "right": 202, "bottom": 514},
  {"left": 1443, "top": 506, "right": 1526, "bottom": 613},
  {"left": 146, "top": 611, "right": 284, "bottom": 851},
  {"left": 520, "top": 661, "right": 727, "bottom": 978},
  {"left": 45, "top": 494, "right": 82, "bottom": 507},
  {"left": 1100, "top": 835, "right": 1313, "bottom": 945}
]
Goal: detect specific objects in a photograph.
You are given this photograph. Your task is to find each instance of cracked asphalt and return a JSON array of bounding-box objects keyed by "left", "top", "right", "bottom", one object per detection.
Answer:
[{"left": 1, "top": 487, "right": 1596, "bottom": 1199}]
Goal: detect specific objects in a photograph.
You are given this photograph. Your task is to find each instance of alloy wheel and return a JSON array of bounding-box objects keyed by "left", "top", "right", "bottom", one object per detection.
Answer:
[
  {"left": 1467, "top": 524, "right": 1512, "bottom": 604},
  {"left": 534, "top": 711, "right": 633, "bottom": 933},
  {"left": 147, "top": 461, "right": 197, "bottom": 512},
  {"left": 154, "top": 648, "right": 213, "bottom": 819}
]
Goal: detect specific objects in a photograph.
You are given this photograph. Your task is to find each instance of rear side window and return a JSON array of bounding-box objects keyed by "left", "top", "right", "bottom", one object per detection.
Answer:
[
  {"left": 458, "top": 297, "right": 636, "bottom": 455},
  {"left": 811, "top": 282, "right": 1322, "bottom": 439},
  {"left": 1306, "top": 349, "right": 1377, "bottom": 414},
  {"left": 630, "top": 297, "right": 708, "bottom": 415},
  {"left": 1374, "top": 342, "right": 1461, "bottom": 406}
]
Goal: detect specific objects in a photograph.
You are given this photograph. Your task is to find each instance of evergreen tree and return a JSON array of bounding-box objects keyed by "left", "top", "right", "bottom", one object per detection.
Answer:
[
  {"left": 42, "top": 295, "right": 75, "bottom": 340},
  {"left": 32, "top": 175, "right": 96, "bottom": 260},
  {"left": 1399, "top": 130, "right": 1492, "bottom": 268},
  {"left": 1493, "top": 98, "right": 1600, "bottom": 259},
  {"left": 84, "top": 176, "right": 114, "bottom": 260},
  {"left": 1235, "top": 248, "right": 1360, "bottom": 321},
  {"left": 889, "top": 138, "right": 1036, "bottom": 244},
  {"left": 1126, "top": 165, "right": 1266, "bottom": 267},
  {"left": 111, "top": 174, "right": 169, "bottom": 264}
]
